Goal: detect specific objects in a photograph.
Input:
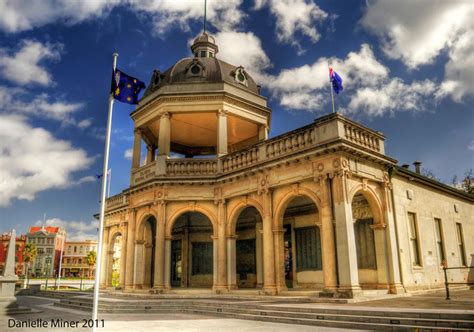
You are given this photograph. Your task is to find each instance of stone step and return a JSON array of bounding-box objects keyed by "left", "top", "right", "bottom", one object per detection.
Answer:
[{"left": 53, "top": 299, "right": 474, "bottom": 330}]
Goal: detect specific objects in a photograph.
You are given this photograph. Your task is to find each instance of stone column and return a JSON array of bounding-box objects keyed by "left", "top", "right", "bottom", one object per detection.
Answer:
[
  {"left": 255, "top": 222, "right": 263, "bottom": 287},
  {"left": 158, "top": 112, "right": 171, "bottom": 156},
  {"left": 146, "top": 146, "right": 155, "bottom": 164},
  {"left": 125, "top": 209, "right": 136, "bottom": 291},
  {"left": 132, "top": 129, "right": 142, "bottom": 169},
  {"left": 262, "top": 189, "right": 276, "bottom": 294},
  {"left": 164, "top": 236, "right": 172, "bottom": 289},
  {"left": 212, "top": 236, "right": 218, "bottom": 288},
  {"left": 215, "top": 200, "right": 227, "bottom": 292},
  {"left": 372, "top": 224, "right": 389, "bottom": 288},
  {"left": 105, "top": 250, "right": 114, "bottom": 287},
  {"left": 320, "top": 176, "right": 338, "bottom": 293},
  {"left": 227, "top": 235, "right": 237, "bottom": 290},
  {"left": 153, "top": 202, "right": 166, "bottom": 291},
  {"left": 382, "top": 183, "right": 404, "bottom": 293},
  {"left": 258, "top": 124, "right": 268, "bottom": 141},
  {"left": 332, "top": 172, "right": 361, "bottom": 298},
  {"left": 273, "top": 227, "right": 286, "bottom": 292},
  {"left": 217, "top": 109, "right": 228, "bottom": 156}
]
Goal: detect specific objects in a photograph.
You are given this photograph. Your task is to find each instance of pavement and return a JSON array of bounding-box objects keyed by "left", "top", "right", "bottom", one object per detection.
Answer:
[{"left": 1, "top": 296, "right": 362, "bottom": 332}]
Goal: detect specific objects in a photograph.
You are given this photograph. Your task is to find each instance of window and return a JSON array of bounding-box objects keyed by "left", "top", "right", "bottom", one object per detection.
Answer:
[
  {"left": 74, "top": 246, "right": 77, "bottom": 253},
  {"left": 407, "top": 212, "right": 421, "bottom": 266},
  {"left": 191, "top": 242, "right": 212, "bottom": 275},
  {"left": 79, "top": 246, "right": 83, "bottom": 253},
  {"left": 209, "top": 52, "right": 214, "bottom": 57},
  {"left": 434, "top": 218, "right": 445, "bottom": 265},
  {"left": 200, "top": 50, "right": 206, "bottom": 57},
  {"left": 295, "top": 227, "right": 322, "bottom": 271},
  {"left": 354, "top": 219, "right": 377, "bottom": 269},
  {"left": 456, "top": 223, "right": 466, "bottom": 266},
  {"left": 46, "top": 248, "right": 53, "bottom": 254}
]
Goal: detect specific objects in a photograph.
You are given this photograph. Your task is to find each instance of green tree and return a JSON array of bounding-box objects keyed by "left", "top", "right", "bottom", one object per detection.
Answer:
[
  {"left": 23, "top": 243, "right": 37, "bottom": 278},
  {"left": 461, "top": 169, "right": 474, "bottom": 195},
  {"left": 86, "top": 250, "right": 97, "bottom": 279}
]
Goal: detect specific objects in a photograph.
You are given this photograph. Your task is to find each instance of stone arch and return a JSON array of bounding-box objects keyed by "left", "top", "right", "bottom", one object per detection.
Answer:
[
  {"left": 166, "top": 204, "right": 217, "bottom": 237},
  {"left": 348, "top": 184, "right": 384, "bottom": 226},
  {"left": 274, "top": 187, "right": 322, "bottom": 229},
  {"left": 136, "top": 210, "right": 159, "bottom": 241},
  {"left": 227, "top": 198, "right": 264, "bottom": 237},
  {"left": 134, "top": 213, "right": 157, "bottom": 289}
]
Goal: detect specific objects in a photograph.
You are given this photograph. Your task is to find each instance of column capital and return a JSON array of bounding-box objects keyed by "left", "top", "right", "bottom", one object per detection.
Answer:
[
  {"left": 217, "top": 109, "right": 228, "bottom": 117},
  {"left": 160, "top": 112, "right": 171, "bottom": 119}
]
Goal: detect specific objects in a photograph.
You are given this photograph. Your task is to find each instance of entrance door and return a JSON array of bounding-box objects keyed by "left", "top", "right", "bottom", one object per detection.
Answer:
[
  {"left": 171, "top": 240, "right": 182, "bottom": 287},
  {"left": 284, "top": 225, "right": 293, "bottom": 288}
]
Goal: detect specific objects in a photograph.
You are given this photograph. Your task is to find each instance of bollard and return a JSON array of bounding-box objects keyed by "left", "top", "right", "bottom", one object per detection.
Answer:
[
  {"left": 443, "top": 266, "right": 450, "bottom": 300},
  {"left": 45, "top": 278, "right": 48, "bottom": 290}
]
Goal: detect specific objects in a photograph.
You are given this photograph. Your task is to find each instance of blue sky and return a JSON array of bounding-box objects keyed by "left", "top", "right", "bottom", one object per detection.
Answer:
[{"left": 0, "top": 0, "right": 472, "bottom": 240}]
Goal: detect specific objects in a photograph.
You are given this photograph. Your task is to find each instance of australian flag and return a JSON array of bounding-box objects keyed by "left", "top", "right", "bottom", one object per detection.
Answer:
[
  {"left": 329, "top": 68, "right": 343, "bottom": 94},
  {"left": 111, "top": 69, "right": 146, "bottom": 104}
]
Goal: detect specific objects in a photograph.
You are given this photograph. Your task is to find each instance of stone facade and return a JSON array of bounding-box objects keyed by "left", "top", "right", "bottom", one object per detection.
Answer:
[
  {"left": 0, "top": 233, "right": 26, "bottom": 276},
  {"left": 26, "top": 226, "right": 66, "bottom": 277},
  {"left": 100, "top": 33, "right": 474, "bottom": 298}
]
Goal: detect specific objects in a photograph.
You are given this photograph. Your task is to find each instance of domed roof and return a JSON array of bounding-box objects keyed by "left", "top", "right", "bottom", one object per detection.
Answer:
[{"left": 142, "top": 32, "right": 261, "bottom": 98}]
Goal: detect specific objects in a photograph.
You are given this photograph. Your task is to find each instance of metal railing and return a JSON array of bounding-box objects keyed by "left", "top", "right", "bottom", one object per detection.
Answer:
[
  {"left": 442, "top": 265, "right": 473, "bottom": 300},
  {"left": 17, "top": 277, "right": 95, "bottom": 292}
]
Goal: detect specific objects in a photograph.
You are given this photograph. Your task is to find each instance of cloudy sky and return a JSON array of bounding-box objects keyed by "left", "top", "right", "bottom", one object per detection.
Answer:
[{"left": 0, "top": 0, "right": 472, "bottom": 240}]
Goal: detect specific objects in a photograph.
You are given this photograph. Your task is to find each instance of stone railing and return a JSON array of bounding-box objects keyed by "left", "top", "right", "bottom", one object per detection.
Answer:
[
  {"left": 105, "top": 193, "right": 128, "bottom": 210},
  {"left": 166, "top": 158, "right": 217, "bottom": 176},
  {"left": 343, "top": 122, "right": 381, "bottom": 153},
  {"left": 265, "top": 126, "right": 315, "bottom": 159},
  {"left": 126, "top": 113, "right": 386, "bottom": 185},
  {"left": 222, "top": 146, "right": 259, "bottom": 173}
]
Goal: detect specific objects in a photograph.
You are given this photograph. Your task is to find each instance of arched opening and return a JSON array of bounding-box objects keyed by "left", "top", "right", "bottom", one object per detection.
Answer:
[
  {"left": 351, "top": 193, "right": 378, "bottom": 288},
  {"left": 280, "top": 195, "right": 322, "bottom": 290},
  {"left": 136, "top": 216, "right": 156, "bottom": 289},
  {"left": 170, "top": 212, "right": 213, "bottom": 288},
  {"left": 105, "top": 233, "right": 122, "bottom": 287},
  {"left": 234, "top": 206, "right": 263, "bottom": 289}
]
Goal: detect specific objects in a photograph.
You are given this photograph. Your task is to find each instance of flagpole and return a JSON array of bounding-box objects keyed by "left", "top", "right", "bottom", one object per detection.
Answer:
[
  {"left": 92, "top": 52, "right": 118, "bottom": 331},
  {"left": 328, "top": 63, "right": 336, "bottom": 114},
  {"left": 107, "top": 169, "right": 111, "bottom": 198}
]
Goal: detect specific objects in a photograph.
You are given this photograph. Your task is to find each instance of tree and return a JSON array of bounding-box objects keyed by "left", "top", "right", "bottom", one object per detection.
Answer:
[
  {"left": 86, "top": 250, "right": 97, "bottom": 279},
  {"left": 23, "top": 243, "right": 37, "bottom": 278},
  {"left": 461, "top": 169, "right": 474, "bottom": 195}
]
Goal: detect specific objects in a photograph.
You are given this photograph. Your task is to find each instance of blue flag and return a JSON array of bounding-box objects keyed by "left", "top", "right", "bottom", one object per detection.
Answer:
[
  {"left": 329, "top": 68, "right": 343, "bottom": 94},
  {"left": 111, "top": 69, "right": 146, "bottom": 104}
]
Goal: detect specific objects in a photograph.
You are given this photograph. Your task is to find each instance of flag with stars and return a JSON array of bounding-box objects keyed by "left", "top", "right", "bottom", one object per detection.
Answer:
[{"left": 111, "top": 69, "right": 145, "bottom": 104}]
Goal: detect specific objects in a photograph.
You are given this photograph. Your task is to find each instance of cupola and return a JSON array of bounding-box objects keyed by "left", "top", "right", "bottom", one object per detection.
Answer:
[{"left": 191, "top": 32, "right": 218, "bottom": 58}]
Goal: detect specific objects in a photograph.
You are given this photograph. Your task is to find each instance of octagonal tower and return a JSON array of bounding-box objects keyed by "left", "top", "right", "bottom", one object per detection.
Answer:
[{"left": 129, "top": 32, "right": 271, "bottom": 181}]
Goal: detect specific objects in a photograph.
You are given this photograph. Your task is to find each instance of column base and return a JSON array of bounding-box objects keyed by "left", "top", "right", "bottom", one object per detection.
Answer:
[
  {"left": 335, "top": 286, "right": 362, "bottom": 299},
  {"left": 228, "top": 284, "right": 238, "bottom": 291},
  {"left": 150, "top": 286, "right": 167, "bottom": 294},
  {"left": 213, "top": 285, "right": 229, "bottom": 294},
  {"left": 389, "top": 283, "right": 405, "bottom": 294},
  {"left": 320, "top": 286, "right": 338, "bottom": 298},
  {"left": 259, "top": 286, "right": 277, "bottom": 296}
]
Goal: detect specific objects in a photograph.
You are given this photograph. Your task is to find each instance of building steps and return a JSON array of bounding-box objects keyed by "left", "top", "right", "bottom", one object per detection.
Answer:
[{"left": 52, "top": 296, "right": 474, "bottom": 330}]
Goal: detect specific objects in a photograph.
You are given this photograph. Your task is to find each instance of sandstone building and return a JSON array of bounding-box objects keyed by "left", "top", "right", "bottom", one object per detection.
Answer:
[
  {"left": 61, "top": 240, "right": 97, "bottom": 278},
  {"left": 100, "top": 33, "right": 473, "bottom": 298}
]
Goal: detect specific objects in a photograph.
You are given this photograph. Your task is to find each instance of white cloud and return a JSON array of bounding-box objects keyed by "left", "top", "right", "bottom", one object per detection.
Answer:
[
  {"left": 254, "top": 0, "right": 328, "bottom": 53},
  {"left": 129, "top": 0, "right": 245, "bottom": 35},
  {"left": 0, "top": 0, "right": 116, "bottom": 33},
  {"left": 0, "top": 86, "right": 85, "bottom": 126},
  {"left": 77, "top": 119, "right": 92, "bottom": 129},
  {"left": 35, "top": 218, "right": 99, "bottom": 241},
  {"left": 468, "top": 140, "right": 474, "bottom": 151},
  {"left": 361, "top": 0, "right": 474, "bottom": 101},
  {"left": 0, "top": 114, "right": 93, "bottom": 206},
  {"left": 124, "top": 148, "right": 133, "bottom": 160},
  {"left": 266, "top": 43, "right": 440, "bottom": 115},
  {"left": 214, "top": 31, "right": 271, "bottom": 82},
  {"left": 0, "top": 40, "right": 62, "bottom": 86}
]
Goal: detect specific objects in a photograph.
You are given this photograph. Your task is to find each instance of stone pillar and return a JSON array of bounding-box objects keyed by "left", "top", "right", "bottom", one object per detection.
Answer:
[
  {"left": 258, "top": 124, "right": 268, "bottom": 141},
  {"left": 332, "top": 172, "right": 361, "bottom": 298},
  {"left": 132, "top": 129, "right": 142, "bottom": 169},
  {"left": 273, "top": 227, "right": 286, "bottom": 292},
  {"left": 158, "top": 112, "right": 171, "bottom": 156},
  {"left": 217, "top": 109, "right": 228, "bottom": 156},
  {"left": 125, "top": 209, "right": 136, "bottom": 290},
  {"left": 262, "top": 190, "right": 276, "bottom": 294},
  {"left": 146, "top": 145, "right": 155, "bottom": 164},
  {"left": 372, "top": 224, "right": 389, "bottom": 288},
  {"left": 212, "top": 236, "right": 218, "bottom": 288},
  {"left": 255, "top": 222, "right": 263, "bottom": 287},
  {"left": 227, "top": 235, "right": 237, "bottom": 290},
  {"left": 383, "top": 183, "right": 404, "bottom": 293},
  {"left": 153, "top": 202, "right": 166, "bottom": 291},
  {"left": 164, "top": 237, "right": 172, "bottom": 289},
  {"left": 215, "top": 200, "right": 227, "bottom": 292},
  {"left": 320, "top": 176, "right": 338, "bottom": 293},
  {"left": 105, "top": 250, "right": 114, "bottom": 287}
]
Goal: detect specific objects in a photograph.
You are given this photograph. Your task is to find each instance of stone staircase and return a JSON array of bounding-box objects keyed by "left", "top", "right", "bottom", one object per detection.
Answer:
[{"left": 52, "top": 295, "right": 474, "bottom": 331}]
